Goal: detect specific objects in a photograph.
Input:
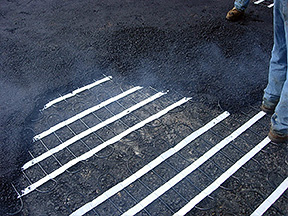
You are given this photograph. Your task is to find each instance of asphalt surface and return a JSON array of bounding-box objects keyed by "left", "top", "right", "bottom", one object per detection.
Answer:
[{"left": 0, "top": 0, "right": 281, "bottom": 215}]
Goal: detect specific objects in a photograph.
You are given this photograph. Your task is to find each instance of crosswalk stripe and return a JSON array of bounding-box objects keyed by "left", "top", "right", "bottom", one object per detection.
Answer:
[
  {"left": 43, "top": 76, "right": 112, "bottom": 110},
  {"left": 254, "top": 0, "right": 265, "bottom": 4},
  {"left": 251, "top": 176, "right": 288, "bottom": 216}
]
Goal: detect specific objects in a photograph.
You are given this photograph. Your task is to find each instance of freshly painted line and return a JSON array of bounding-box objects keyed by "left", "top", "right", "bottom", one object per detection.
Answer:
[
  {"left": 22, "top": 91, "right": 167, "bottom": 170},
  {"left": 19, "top": 97, "right": 191, "bottom": 198},
  {"left": 70, "top": 111, "right": 230, "bottom": 216},
  {"left": 174, "top": 137, "right": 270, "bottom": 216},
  {"left": 43, "top": 76, "right": 112, "bottom": 110},
  {"left": 254, "top": 0, "right": 265, "bottom": 4},
  {"left": 33, "top": 86, "right": 143, "bottom": 141},
  {"left": 268, "top": 3, "right": 274, "bottom": 8},
  {"left": 122, "top": 111, "right": 266, "bottom": 216},
  {"left": 251, "top": 176, "right": 288, "bottom": 216}
]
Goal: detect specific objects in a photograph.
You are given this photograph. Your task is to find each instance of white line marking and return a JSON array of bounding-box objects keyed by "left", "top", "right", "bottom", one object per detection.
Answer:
[
  {"left": 268, "top": 3, "right": 274, "bottom": 8},
  {"left": 70, "top": 111, "right": 230, "bottom": 216},
  {"left": 122, "top": 111, "right": 266, "bottom": 216},
  {"left": 43, "top": 76, "right": 112, "bottom": 110},
  {"left": 19, "top": 97, "right": 191, "bottom": 198},
  {"left": 22, "top": 91, "right": 167, "bottom": 170},
  {"left": 254, "top": 0, "right": 265, "bottom": 4},
  {"left": 251, "top": 176, "right": 288, "bottom": 216},
  {"left": 174, "top": 137, "right": 270, "bottom": 216},
  {"left": 34, "top": 86, "right": 143, "bottom": 141}
]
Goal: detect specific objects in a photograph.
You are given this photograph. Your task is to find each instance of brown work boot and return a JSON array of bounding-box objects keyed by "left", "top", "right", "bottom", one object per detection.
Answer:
[
  {"left": 226, "top": 7, "right": 244, "bottom": 21},
  {"left": 260, "top": 104, "right": 275, "bottom": 115},
  {"left": 260, "top": 99, "right": 278, "bottom": 115},
  {"left": 268, "top": 128, "right": 288, "bottom": 144}
]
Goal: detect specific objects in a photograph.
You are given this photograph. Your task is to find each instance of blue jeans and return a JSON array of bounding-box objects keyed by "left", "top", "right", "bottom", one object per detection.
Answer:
[
  {"left": 263, "top": 0, "right": 288, "bottom": 135},
  {"left": 234, "top": 0, "right": 250, "bottom": 11}
]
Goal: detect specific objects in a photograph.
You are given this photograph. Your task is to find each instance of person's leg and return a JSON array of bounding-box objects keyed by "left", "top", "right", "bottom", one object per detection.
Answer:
[
  {"left": 270, "top": 78, "right": 288, "bottom": 137},
  {"left": 234, "top": 0, "right": 250, "bottom": 12},
  {"left": 263, "top": 0, "right": 287, "bottom": 109},
  {"left": 266, "top": 0, "right": 288, "bottom": 142}
]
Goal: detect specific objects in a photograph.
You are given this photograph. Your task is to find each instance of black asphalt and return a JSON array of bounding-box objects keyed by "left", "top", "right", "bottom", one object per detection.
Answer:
[{"left": 0, "top": 0, "right": 276, "bottom": 214}]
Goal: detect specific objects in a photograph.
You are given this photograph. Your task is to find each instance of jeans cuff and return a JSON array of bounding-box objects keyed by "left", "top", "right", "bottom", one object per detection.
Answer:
[
  {"left": 271, "top": 114, "right": 288, "bottom": 135},
  {"left": 262, "top": 97, "right": 279, "bottom": 109}
]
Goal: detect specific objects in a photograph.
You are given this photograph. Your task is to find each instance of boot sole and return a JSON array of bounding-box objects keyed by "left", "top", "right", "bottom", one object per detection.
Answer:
[{"left": 268, "top": 130, "right": 288, "bottom": 143}]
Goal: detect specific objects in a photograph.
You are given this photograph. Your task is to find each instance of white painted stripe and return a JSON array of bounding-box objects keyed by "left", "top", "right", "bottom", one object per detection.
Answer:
[
  {"left": 174, "top": 137, "right": 270, "bottom": 216},
  {"left": 23, "top": 91, "right": 167, "bottom": 170},
  {"left": 251, "top": 177, "right": 288, "bottom": 216},
  {"left": 19, "top": 97, "right": 191, "bottom": 198},
  {"left": 122, "top": 111, "right": 266, "bottom": 216},
  {"left": 70, "top": 111, "right": 230, "bottom": 216},
  {"left": 34, "top": 86, "right": 143, "bottom": 141},
  {"left": 43, "top": 76, "right": 112, "bottom": 110},
  {"left": 268, "top": 3, "right": 274, "bottom": 8},
  {"left": 254, "top": 0, "right": 265, "bottom": 4}
]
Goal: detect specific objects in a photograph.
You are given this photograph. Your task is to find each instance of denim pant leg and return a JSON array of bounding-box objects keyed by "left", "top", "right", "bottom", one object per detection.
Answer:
[
  {"left": 268, "top": 0, "right": 288, "bottom": 134},
  {"left": 272, "top": 77, "right": 288, "bottom": 134},
  {"left": 263, "top": 0, "right": 287, "bottom": 104},
  {"left": 234, "top": 0, "right": 250, "bottom": 11}
]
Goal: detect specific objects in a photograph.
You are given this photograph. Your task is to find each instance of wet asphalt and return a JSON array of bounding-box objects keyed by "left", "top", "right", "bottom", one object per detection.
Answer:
[{"left": 0, "top": 0, "right": 277, "bottom": 214}]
